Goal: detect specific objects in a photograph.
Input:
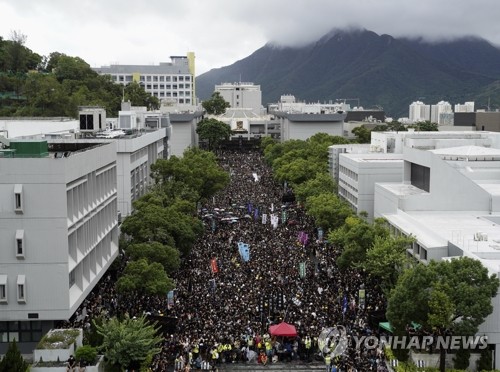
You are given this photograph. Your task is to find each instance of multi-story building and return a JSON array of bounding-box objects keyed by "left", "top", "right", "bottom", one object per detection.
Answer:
[
  {"left": 0, "top": 139, "right": 119, "bottom": 353},
  {"left": 93, "top": 53, "right": 196, "bottom": 105},
  {"left": 215, "top": 82, "right": 263, "bottom": 115},
  {"left": 337, "top": 153, "right": 403, "bottom": 219},
  {"left": 409, "top": 101, "right": 431, "bottom": 123},
  {"left": 454, "top": 101, "right": 475, "bottom": 113},
  {"left": 430, "top": 101, "right": 453, "bottom": 125}
]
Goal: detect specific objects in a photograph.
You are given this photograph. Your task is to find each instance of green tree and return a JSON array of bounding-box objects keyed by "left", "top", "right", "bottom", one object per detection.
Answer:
[
  {"left": 477, "top": 347, "right": 493, "bottom": 371},
  {"left": 125, "top": 241, "right": 180, "bottom": 274},
  {"left": 124, "top": 81, "right": 160, "bottom": 109},
  {"left": 0, "top": 339, "right": 28, "bottom": 372},
  {"left": 116, "top": 259, "right": 174, "bottom": 296},
  {"left": 274, "top": 157, "right": 324, "bottom": 185},
  {"left": 294, "top": 173, "right": 336, "bottom": 203},
  {"left": 196, "top": 118, "right": 232, "bottom": 151},
  {"left": 409, "top": 120, "right": 439, "bottom": 131},
  {"left": 75, "top": 345, "right": 98, "bottom": 365},
  {"left": 95, "top": 315, "right": 163, "bottom": 371},
  {"left": 331, "top": 217, "right": 389, "bottom": 270},
  {"left": 202, "top": 91, "right": 230, "bottom": 115},
  {"left": 305, "top": 193, "right": 353, "bottom": 231},
  {"left": 363, "top": 234, "right": 414, "bottom": 293},
  {"left": 387, "top": 257, "right": 499, "bottom": 372},
  {"left": 151, "top": 148, "right": 229, "bottom": 203},
  {"left": 352, "top": 126, "right": 371, "bottom": 143},
  {"left": 121, "top": 193, "right": 203, "bottom": 255}
]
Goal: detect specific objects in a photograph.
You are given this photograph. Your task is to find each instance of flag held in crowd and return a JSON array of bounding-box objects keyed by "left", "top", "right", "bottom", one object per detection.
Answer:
[
  {"left": 210, "top": 258, "right": 219, "bottom": 273},
  {"left": 299, "top": 262, "right": 306, "bottom": 279},
  {"left": 238, "top": 242, "right": 250, "bottom": 262},
  {"left": 342, "top": 295, "right": 348, "bottom": 314}
]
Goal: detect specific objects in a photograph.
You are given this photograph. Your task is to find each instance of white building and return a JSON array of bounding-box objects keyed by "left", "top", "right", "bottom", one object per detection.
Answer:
[
  {"left": 409, "top": 101, "right": 431, "bottom": 123},
  {"left": 338, "top": 153, "right": 403, "bottom": 219},
  {"left": 215, "top": 82, "right": 263, "bottom": 115},
  {"left": 0, "top": 139, "right": 119, "bottom": 353},
  {"left": 93, "top": 53, "right": 196, "bottom": 105},
  {"left": 368, "top": 132, "right": 500, "bottom": 367},
  {"left": 0, "top": 117, "right": 78, "bottom": 139},
  {"left": 331, "top": 131, "right": 497, "bottom": 220},
  {"left": 455, "top": 101, "right": 475, "bottom": 113},
  {"left": 271, "top": 95, "right": 350, "bottom": 114},
  {"left": 113, "top": 130, "right": 166, "bottom": 218},
  {"left": 430, "top": 101, "right": 453, "bottom": 125}
]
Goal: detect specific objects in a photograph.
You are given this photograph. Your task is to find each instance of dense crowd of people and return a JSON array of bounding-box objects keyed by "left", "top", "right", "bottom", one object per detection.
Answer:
[{"left": 60, "top": 148, "right": 389, "bottom": 372}]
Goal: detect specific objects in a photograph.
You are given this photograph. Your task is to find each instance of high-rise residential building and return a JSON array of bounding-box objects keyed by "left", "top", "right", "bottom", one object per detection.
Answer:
[
  {"left": 409, "top": 101, "right": 431, "bottom": 123},
  {"left": 454, "top": 101, "right": 475, "bottom": 113},
  {"left": 431, "top": 101, "right": 453, "bottom": 124},
  {"left": 93, "top": 53, "right": 196, "bottom": 105}
]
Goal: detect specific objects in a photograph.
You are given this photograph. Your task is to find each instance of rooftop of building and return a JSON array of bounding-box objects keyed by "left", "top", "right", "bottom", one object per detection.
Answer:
[
  {"left": 92, "top": 61, "right": 191, "bottom": 75},
  {"left": 340, "top": 152, "right": 404, "bottom": 162},
  {"left": 383, "top": 209, "right": 500, "bottom": 276}
]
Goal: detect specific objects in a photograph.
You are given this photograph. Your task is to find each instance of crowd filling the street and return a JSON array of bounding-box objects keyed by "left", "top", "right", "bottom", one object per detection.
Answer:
[{"left": 60, "top": 148, "right": 389, "bottom": 372}]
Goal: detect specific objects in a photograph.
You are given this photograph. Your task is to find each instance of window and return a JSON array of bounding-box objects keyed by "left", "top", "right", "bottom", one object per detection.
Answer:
[
  {"left": 420, "top": 248, "right": 428, "bottom": 260},
  {"left": 178, "top": 76, "right": 184, "bottom": 81},
  {"left": 15, "top": 230, "right": 24, "bottom": 258},
  {"left": 14, "top": 184, "right": 23, "bottom": 213},
  {"left": 410, "top": 163, "right": 430, "bottom": 192},
  {"left": 0, "top": 321, "right": 42, "bottom": 343},
  {"left": 146, "top": 76, "right": 151, "bottom": 82},
  {"left": 0, "top": 275, "right": 7, "bottom": 303},
  {"left": 69, "top": 270, "right": 76, "bottom": 287},
  {"left": 17, "top": 275, "right": 25, "bottom": 303}
]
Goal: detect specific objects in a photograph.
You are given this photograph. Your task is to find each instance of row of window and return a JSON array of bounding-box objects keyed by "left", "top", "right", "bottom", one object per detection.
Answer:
[
  {"left": 339, "top": 165, "right": 359, "bottom": 181},
  {"left": 0, "top": 321, "right": 42, "bottom": 343},
  {"left": 0, "top": 275, "right": 26, "bottom": 304},
  {"left": 69, "top": 232, "right": 115, "bottom": 290},
  {"left": 67, "top": 165, "right": 117, "bottom": 227},
  {"left": 68, "top": 200, "right": 117, "bottom": 266},
  {"left": 150, "top": 94, "right": 191, "bottom": 103},
  {"left": 338, "top": 185, "right": 358, "bottom": 205},
  {"left": 145, "top": 83, "right": 191, "bottom": 90},
  {"left": 339, "top": 178, "right": 358, "bottom": 193},
  {"left": 115, "top": 75, "right": 191, "bottom": 83},
  {"left": 389, "top": 224, "right": 428, "bottom": 260}
]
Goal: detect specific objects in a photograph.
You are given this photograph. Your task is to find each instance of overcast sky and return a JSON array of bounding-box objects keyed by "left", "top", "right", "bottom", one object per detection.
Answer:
[{"left": 1, "top": 0, "right": 500, "bottom": 75}]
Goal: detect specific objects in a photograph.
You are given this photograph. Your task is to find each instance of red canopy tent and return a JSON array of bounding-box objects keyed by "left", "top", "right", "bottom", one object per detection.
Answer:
[{"left": 269, "top": 322, "right": 298, "bottom": 337}]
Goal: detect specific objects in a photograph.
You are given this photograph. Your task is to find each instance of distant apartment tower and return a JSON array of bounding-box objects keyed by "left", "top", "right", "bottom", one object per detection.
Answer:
[
  {"left": 215, "top": 82, "right": 262, "bottom": 114},
  {"left": 409, "top": 101, "right": 431, "bottom": 123},
  {"left": 455, "top": 101, "right": 475, "bottom": 113},
  {"left": 93, "top": 53, "right": 196, "bottom": 105},
  {"left": 431, "top": 101, "right": 453, "bottom": 125}
]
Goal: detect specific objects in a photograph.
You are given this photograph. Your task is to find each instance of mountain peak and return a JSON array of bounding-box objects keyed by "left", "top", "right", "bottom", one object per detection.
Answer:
[{"left": 196, "top": 29, "right": 500, "bottom": 116}]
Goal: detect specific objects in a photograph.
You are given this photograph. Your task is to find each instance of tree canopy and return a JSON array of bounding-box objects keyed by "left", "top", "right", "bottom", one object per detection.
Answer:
[
  {"left": 387, "top": 257, "right": 499, "bottom": 371},
  {"left": 116, "top": 259, "right": 174, "bottom": 296},
  {"left": 0, "top": 32, "right": 158, "bottom": 117},
  {"left": 95, "top": 315, "right": 163, "bottom": 371},
  {"left": 196, "top": 118, "right": 232, "bottom": 151},
  {"left": 0, "top": 339, "right": 29, "bottom": 372},
  {"left": 202, "top": 91, "right": 230, "bottom": 115}
]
